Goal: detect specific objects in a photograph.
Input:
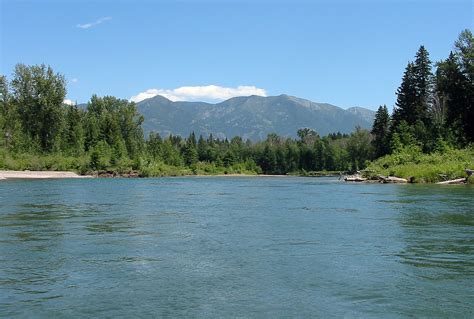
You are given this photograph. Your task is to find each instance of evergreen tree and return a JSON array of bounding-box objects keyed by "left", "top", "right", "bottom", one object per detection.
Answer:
[
  {"left": 197, "top": 135, "right": 207, "bottom": 161},
  {"left": 371, "top": 105, "right": 391, "bottom": 158},
  {"left": 390, "top": 120, "right": 415, "bottom": 152},
  {"left": 284, "top": 140, "right": 299, "bottom": 173},
  {"left": 260, "top": 144, "right": 277, "bottom": 173},
  {"left": 147, "top": 132, "right": 163, "bottom": 160},
  {"left": 161, "top": 138, "right": 183, "bottom": 166},
  {"left": 62, "top": 104, "right": 85, "bottom": 155},
  {"left": 119, "top": 101, "right": 144, "bottom": 160},
  {"left": 0, "top": 76, "right": 8, "bottom": 147},
  {"left": 314, "top": 138, "right": 324, "bottom": 171},
  {"left": 392, "top": 46, "right": 434, "bottom": 149},
  {"left": 392, "top": 62, "right": 417, "bottom": 127},
  {"left": 453, "top": 29, "right": 474, "bottom": 142},
  {"left": 183, "top": 135, "right": 198, "bottom": 166},
  {"left": 413, "top": 45, "right": 434, "bottom": 125},
  {"left": 435, "top": 52, "right": 468, "bottom": 143}
]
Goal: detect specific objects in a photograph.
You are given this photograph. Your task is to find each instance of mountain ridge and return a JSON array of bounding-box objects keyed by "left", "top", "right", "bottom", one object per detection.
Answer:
[{"left": 136, "top": 94, "right": 375, "bottom": 140}]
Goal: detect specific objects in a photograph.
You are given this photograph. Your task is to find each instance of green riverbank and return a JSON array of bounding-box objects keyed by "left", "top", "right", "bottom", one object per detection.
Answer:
[
  {"left": 2, "top": 147, "right": 473, "bottom": 184},
  {"left": 364, "top": 147, "right": 474, "bottom": 184}
]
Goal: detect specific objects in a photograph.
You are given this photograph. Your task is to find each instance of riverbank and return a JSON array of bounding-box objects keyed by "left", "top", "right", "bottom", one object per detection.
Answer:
[
  {"left": 0, "top": 170, "right": 286, "bottom": 180},
  {"left": 364, "top": 147, "right": 474, "bottom": 184},
  {"left": 96, "top": 170, "right": 284, "bottom": 178},
  {"left": 0, "top": 170, "right": 91, "bottom": 179}
]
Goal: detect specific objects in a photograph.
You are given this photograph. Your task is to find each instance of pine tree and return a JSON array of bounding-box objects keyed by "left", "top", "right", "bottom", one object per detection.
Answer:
[
  {"left": 0, "top": 76, "right": 8, "bottom": 147},
  {"left": 371, "top": 105, "right": 391, "bottom": 158},
  {"left": 413, "top": 45, "right": 434, "bottom": 125},
  {"left": 197, "top": 135, "right": 207, "bottom": 161},
  {"left": 392, "top": 62, "right": 417, "bottom": 127},
  {"left": 183, "top": 136, "right": 198, "bottom": 166},
  {"left": 435, "top": 52, "right": 468, "bottom": 142},
  {"left": 146, "top": 132, "right": 162, "bottom": 160},
  {"left": 261, "top": 144, "right": 277, "bottom": 173},
  {"left": 453, "top": 29, "right": 474, "bottom": 142},
  {"left": 62, "top": 104, "right": 85, "bottom": 155},
  {"left": 392, "top": 46, "right": 434, "bottom": 150}
]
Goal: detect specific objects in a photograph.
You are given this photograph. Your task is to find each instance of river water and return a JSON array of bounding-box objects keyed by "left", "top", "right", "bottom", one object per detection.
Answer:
[{"left": 0, "top": 177, "right": 473, "bottom": 318}]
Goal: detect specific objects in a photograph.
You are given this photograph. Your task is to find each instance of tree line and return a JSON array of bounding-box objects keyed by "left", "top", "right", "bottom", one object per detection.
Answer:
[
  {"left": 371, "top": 30, "right": 473, "bottom": 159},
  {"left": 0, "top": 66, "right": 372, "bottom": 174},
  {"left": 0, "top": 30, "right": 472, "bottom": 176}
]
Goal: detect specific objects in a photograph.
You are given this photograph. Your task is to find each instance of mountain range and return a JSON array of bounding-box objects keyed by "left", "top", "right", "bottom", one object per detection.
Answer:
[{"left": 135, "top": 94, "right": 375, "bottom": 140}]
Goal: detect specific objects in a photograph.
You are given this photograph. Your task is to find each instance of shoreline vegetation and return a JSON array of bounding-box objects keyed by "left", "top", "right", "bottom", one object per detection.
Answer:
[
  {"left": 0, "top": 168, "right": 342, "bottom": 180},
  {"left": 1, "top": 163, "right": 472, "bottom": 184},
  {"left": 1, "top": 30, "right": 472, "bottom": 184}
]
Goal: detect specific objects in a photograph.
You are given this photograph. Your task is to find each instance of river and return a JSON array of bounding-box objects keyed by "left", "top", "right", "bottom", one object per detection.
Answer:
[{"left": 0, "top": 177, "right": 473, "bottom": 317}]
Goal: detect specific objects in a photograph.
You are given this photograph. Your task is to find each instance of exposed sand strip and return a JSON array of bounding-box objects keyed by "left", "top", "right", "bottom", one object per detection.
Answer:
[{"left": 0, "top": 170, "right": 91, "bottom": 179}]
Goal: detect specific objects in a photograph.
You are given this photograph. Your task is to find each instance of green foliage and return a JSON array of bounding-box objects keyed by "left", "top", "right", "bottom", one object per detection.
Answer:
[
  {"left": 10, "top": 64, "right": 66, "bottom": 152},
  {"left": 2, "top": 31, "right": 472, "bottom": 184},
  {"left": 366, "top": 147, "right": 474, "bottom": 183},
  {"left": 347, "top": 126, "right": 373, "bottom": 170},
  {"left": 392, "top": 46, "right": 433, "bottom": 144},
  {"left": 392, "top": 62, "right": 417, "bottom": 128},
  {"left": 371, "top": 105, "right": 391, "bottom": 158},
  {"left": 454, "top": 29, "right": 474, "bottom": 82},
  {"left": 0, "top": 151, "right": 89, "bottom": 174},
  {"left": 138, "top": 160, "right": 191, "bottom": 177},
  {"left": 3, "top": 65, "right": 366, "bottom": 176},
  {"left": 183, "top": 133, "right": 198, "bottom": 166},
  {"left": 384, "top": 30, "right": 473, "bottom": 156},
  {"left": 62, "top": 104, "right": 85, "bottom": 155},
  {"left": 89, "top": 140, "right": 112, "bottom": 170}
]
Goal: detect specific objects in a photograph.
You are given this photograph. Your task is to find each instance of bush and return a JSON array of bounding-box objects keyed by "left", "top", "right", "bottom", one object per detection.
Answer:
[{"left": 366, "top": 147, "right": 474, "bottom": 183}]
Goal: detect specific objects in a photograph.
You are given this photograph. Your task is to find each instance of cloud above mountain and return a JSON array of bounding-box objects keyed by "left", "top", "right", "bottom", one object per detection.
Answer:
[{"left": 130, "top": 85, "right": 267, "bottom": 103}]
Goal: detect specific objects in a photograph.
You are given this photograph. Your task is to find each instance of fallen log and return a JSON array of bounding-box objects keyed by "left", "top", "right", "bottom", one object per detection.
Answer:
[
  {"left": 436, "top": 178, "right": 466, "bottom": 185},
  {"left": 344, "top": 175, "right": 367, "bottom": 182},
  {"left": 379, "top": 176, "right": 408, "bottom": 183}
]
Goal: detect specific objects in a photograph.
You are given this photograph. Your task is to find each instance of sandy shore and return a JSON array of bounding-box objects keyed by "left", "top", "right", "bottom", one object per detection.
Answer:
[
  {"left": 0, "top": 170, "right": 91, "bottom": 179},
  {"left": 0, "top": 171, "right": 303, "bottom": 180}
]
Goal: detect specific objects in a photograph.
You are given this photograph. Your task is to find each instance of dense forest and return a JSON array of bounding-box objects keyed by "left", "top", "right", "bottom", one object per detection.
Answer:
[{"left": 0, "top": 30, "right": 472, "bottom": 179}]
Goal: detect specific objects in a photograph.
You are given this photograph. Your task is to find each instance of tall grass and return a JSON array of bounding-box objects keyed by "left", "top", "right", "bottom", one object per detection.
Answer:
[
  {"left": 366, "top": 146, "right": 474, "bottom": 183},
  {"left": 0, "top": 151, "right": 90, "bottom": 174}
]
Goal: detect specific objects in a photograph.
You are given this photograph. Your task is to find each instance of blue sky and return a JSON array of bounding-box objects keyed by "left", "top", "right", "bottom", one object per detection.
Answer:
[{"left": 1, "top": 0, "right": 472, "bottom": 110}]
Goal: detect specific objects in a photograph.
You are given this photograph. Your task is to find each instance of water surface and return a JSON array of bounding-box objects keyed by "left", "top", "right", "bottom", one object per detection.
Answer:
[{"left": 1, "top": 177, "right": 473, "bottom": 317}]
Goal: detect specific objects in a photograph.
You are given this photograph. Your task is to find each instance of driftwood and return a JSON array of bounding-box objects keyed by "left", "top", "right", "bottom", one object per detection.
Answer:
[
  {"left": 344, "top": 175, "right": 367, "bottom": 182},
  {"left": 378, "top": 175, "right": 408, "bottom": 183},
  {"left": 436, "top": 178, "right": 466, "bottom": 185},
  {"left": 344, "top": 174, "right": 406, "bottom": 183},
  {"left": 436, "top": 169, "right": 472, "bottom": 185}
]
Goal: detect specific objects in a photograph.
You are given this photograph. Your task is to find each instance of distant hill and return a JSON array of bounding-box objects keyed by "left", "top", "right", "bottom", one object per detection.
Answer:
[{"left": 135, "top": 94, "right": 375, "bottom": 140}]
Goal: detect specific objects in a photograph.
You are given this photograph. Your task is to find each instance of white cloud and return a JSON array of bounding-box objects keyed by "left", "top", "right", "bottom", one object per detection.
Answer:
[
  {"left": 64, "top": 99, "right": 75, "bottom": 105},
  {"left": 71, "top": 78, "right": 78, "bottom": 84},
  {"left": 130, "top": 85, "right": 267, "bottom": 103},
  {"left": 77, "top": 17, "right": 112, "bottom": 29}
]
